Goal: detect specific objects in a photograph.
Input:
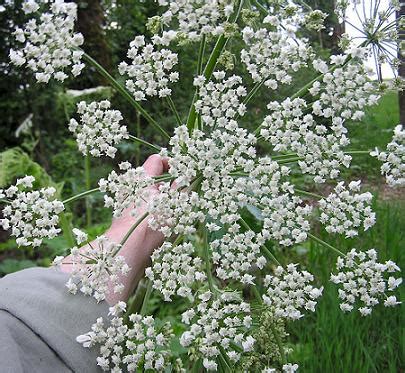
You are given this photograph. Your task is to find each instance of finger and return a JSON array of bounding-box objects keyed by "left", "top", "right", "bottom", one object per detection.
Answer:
[{"left": 143, "top": 154, "right": 164, "bottom": 177}]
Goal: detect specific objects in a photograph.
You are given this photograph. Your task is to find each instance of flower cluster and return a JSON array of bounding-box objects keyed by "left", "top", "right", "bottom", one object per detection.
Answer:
[
  {"left": 263, "top": 264, "right": 323, "bottom": 320},
  {"left": 64, "top": 235, "right": 130, "bottom": 302},
  {"left": 99, "top": 162, "right": 154, "bottom": 218},
  {"left": 241, "top": 24, "right": 310, "bottom": 89},
  {"left": 157, "top": 0, "right": 235, "bottom": 41},
  {"left": 331, "top": 249, "right": 402, "bottom": 316},
  {"left": 194, "top": 72, "right": 247, "bottom": 125},
  {"left": 118, "top": 35, "right": 179, "bottom": 101},
  {"left": 77, "top": 303, "right": 173, "bottom": 371},
  {"left": 0, "top": 176, "right": 64, "bottom": 247},
  {"left": 211, "top": 231, "right": 266, "bottom": 285},
  {"left": 319, "top": 181, "right": 375, "bottom": 238},
  {"left": 261, "top": 97, "right": 351, "bottom": 183},
  {"left": 311, "top": 50, "right": 378, "bottom": 122},
  {"left": 180, "top": 291, "right": 254, "bottom": 371},
  {"left": 68, "top": 100, "right": 128, "bottom": 158},
  {"left": 10, "top": 0, "right": 84, "bottom": 83},
  {"left": 145, "top": 241, "right": 206, "bottom": 301},
  {"left": 371, "top": 125, "right": 405, "bottom": 187}
]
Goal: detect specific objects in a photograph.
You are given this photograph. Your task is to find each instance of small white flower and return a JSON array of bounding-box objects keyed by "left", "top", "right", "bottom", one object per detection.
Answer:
[
  {"left": 69, "top": 100, "right": 128, "bottom": 158},
  {"left": 263, "top": 264, "right": 323, "bottom": 320},
  {"left": 11, "top": 1, "right": 85, "bottom": 82},
  {"left": 0, "top": 177, "right": 64, "bottom": 247},
  {"left": 331, "top": 249, "right": 401, "bottom": 314}
]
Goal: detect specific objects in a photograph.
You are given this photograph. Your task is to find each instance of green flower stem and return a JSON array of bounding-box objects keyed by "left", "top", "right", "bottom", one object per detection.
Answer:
[
  {"left": 128, "top": 134, "right": 163, "bottom": 153},
  {"left": 272, "top": 153, "right": 298, "bottom": 159},
  {"left": 81, "top": 52, "right": 170, "bottom": 140},
  {"left": 62, "top": 188, "right": 100, "bottom": 205},
  {"left": 165, "top": 96, "right": 183, "bottom": 127},
  {"left": 239, "top": 217, "right": 282, "bottom": 266},
  {"left": 197, "top": 35, "right": 206, "bottom": 130},
  {"left": 295, "top": 188, "right": 322, "bottom": 200},
  {"left": 197, "top": 34, "right": 206, "bottom": 76},
  {"left": 140, "top": 279, "right": 152, "bottom": 315},
  {"left": 59, "top": 212, "right": 75, "bottom": 248},
  {"left": 0, "top": 199, "right": 11, "bottom": 204},
  {"left": 277, "top": 156, "right": 303, "bottom": 164},
  {"left": 186, "top": 0, "right": 244, "bottom": 132},
  {"left": 119, "top": 212, "right": 149, "bottom": 248},
  {"left": 124, "top": 278, "right": 148, "bottom": 322},
  {"left": 85, "top": 153, "right": 92, "bottom": 227},
  {"left": 235, "top": 79, "right": 266, "bottom": 121},
  {"left": 345, "top": 150, "right": 371, "bottom": 156},
  {"left": 203, "top": 226, "right": 216, "bottom": 294},
  {"left": 308, "top": 233, "right": 345, "bottom": 257}
]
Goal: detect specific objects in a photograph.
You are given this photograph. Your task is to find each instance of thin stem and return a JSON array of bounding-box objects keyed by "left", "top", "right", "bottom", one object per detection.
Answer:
[
  {"left": 128, "top": 134, "right": 162, "bottom": 153},
  {"left": 59, "top": 212, "right": 75, "bottom": 247},
  {"left": 119, "top": 212, "right": 149, "bottom": 247},
  {"left": 203, "top": 227, "right": 216, "bottom": 293},
  {"left": 197, "top": 34, "right": 206, "bottom": 76},
  {"left": 308, "top": 233, "right": 345, "bottom": 257},
  {"left": 85, "top": 153, "right": 91, "bottom": 228},
  {"left": 81, "top": 52, "right": 170, "bottom": 140},
  {"left": 165, "top": 96, "right": 183, "bottom": 127},
  {"left": 62, "top": 188, "right": 100, "bottom": 205},
  {"left": 124, "top": 279, "right": 148, "bottom": 322},
  {"left": 345, "top": 150, "right": 371, "bottom": 155},
  {"left": 140, "top": 280, "right": 152, "bottom": 315},
  {"left": 0, "top": 199, "right": 11, "bottom": 204},
  {"left": 295, "top": 188, "right": 322, "bottom": 200}
]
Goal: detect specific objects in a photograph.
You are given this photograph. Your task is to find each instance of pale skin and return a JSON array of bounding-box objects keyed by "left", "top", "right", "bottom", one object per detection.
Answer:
[{"left": 60, "top": 154, "right": 169, "bottom": 305}]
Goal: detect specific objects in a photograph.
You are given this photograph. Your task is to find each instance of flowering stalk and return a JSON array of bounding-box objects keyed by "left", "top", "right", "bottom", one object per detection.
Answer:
[{"left": 62, "top": 188, "right": 100, "bottom": 205}]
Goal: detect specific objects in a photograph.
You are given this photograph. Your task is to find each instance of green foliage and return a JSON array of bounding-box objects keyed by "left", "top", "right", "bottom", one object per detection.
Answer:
[{"left": 0, "top": 147, "right": 63, "bottom": 192}]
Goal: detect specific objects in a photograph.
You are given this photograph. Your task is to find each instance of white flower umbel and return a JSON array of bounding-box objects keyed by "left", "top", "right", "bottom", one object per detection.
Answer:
[
  {"left": 263, "top": 264, "right": 323, "bottom": 320},
  {"left": 241, "top": 25, "right": 310, "bottom": 89},
  {"left": 157, "top": 0, "right": 235, "bottom": 41},
  {"left": 319, "top": 181, "right": 375, "bottom": 238},
  {"left": 371, "top": 125, "right": 405, "bottom": 187},
  {"left": 77, "top": 305, "right": 173, "bottom": 371},
  {"left": 260, "top": 97, "right": 352, "bottom": 183},
  {"left": 10, "top": 0, "right": 84, "bottom": 83},
  {"left": 211, "top": 231, "right": 266, "bottom": 284},
  {"left": 180, "top": 291, "right": 254, "bottom": 370},
  {"left": 248, "top": 158, "right": 312, "bottom": 246},
  {"left": 194, "top": 71, "right": 247, "bottom": 126},
  {"left": 66, "top": 235, "right": 130, "bottom": 302},
  {"left": 147, "top": 184, "right": 205, "bottom": 237},
  {"left": 145, "top": 241, "right": 206, "bottom": 301},
  {"left": 331, "top": 248, "right": 402, "bottom": 315},
  {"left": 118, "top": 35, "right": 179, "bottom": 101},
  {"left": 99, "top": 162, "right": 154, "bottom": 218},
  {"left": 0, "top": 176, "right": 64, "bottom": 247},
  {"left": 311, "top": 53, "right": 378, "bottom": 122},
  {"left": 68, "top": 100, "right": 128, "bottom": 158}
]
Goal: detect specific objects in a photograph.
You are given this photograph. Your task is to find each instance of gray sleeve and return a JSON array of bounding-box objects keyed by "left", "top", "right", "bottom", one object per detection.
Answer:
[{"left": 0, "top": 267, "right": 109, "bottom": 373}]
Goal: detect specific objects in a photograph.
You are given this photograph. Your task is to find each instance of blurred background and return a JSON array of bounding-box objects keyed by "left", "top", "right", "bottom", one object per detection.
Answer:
[{"left": 0, "top": 1, "right": 403, "bottom": 371}]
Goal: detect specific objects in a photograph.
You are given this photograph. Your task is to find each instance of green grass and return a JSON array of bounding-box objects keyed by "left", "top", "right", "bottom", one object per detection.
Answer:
[{"left": 287, "top": 199, "right": 404, "bottom": 372}]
